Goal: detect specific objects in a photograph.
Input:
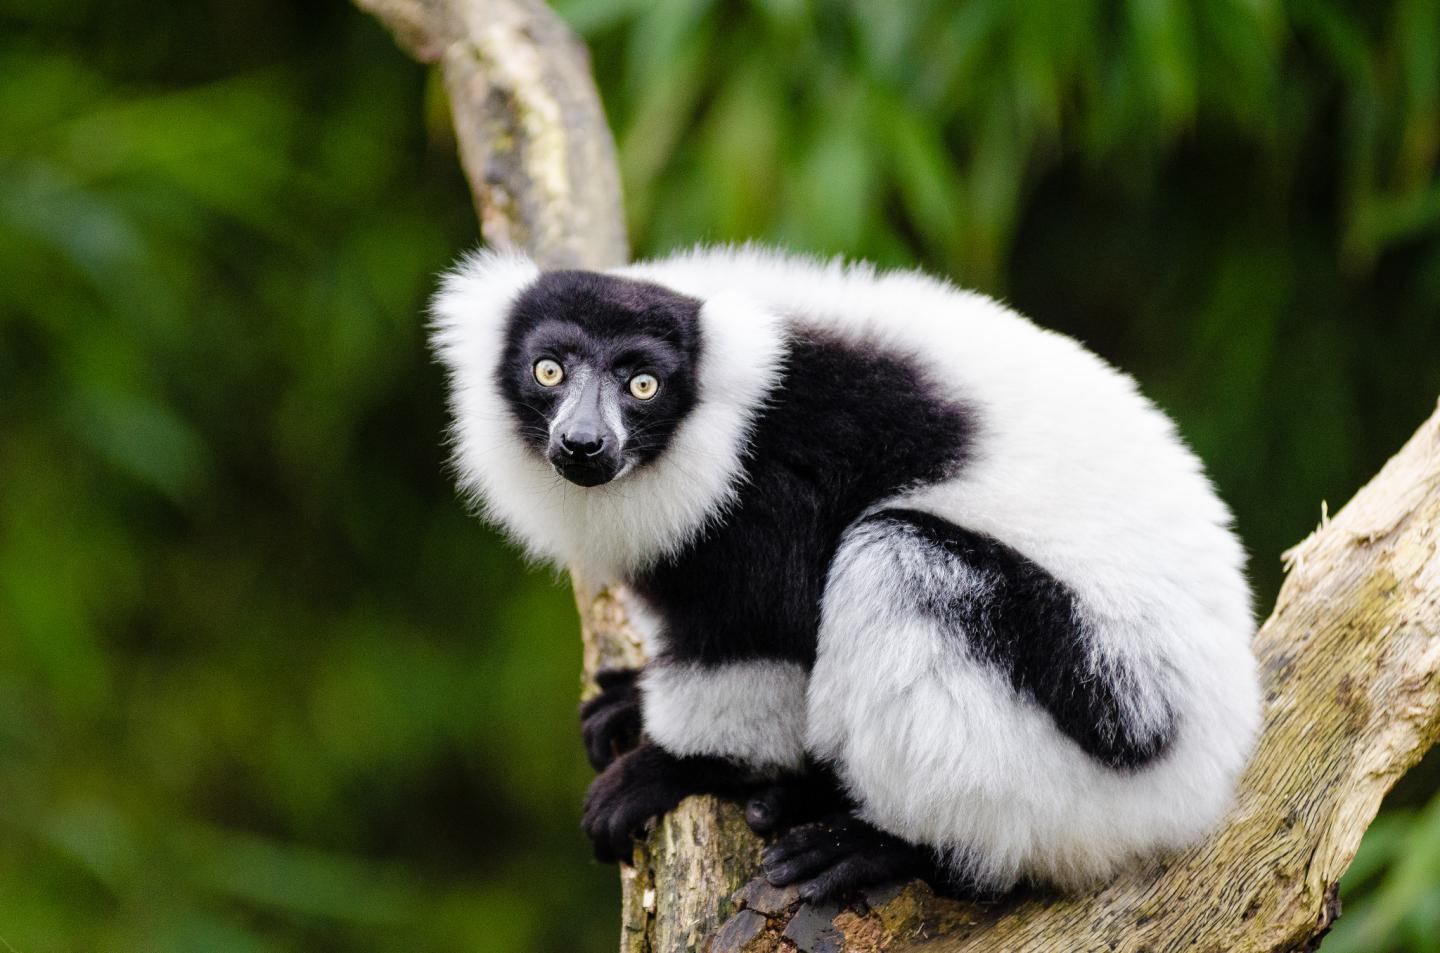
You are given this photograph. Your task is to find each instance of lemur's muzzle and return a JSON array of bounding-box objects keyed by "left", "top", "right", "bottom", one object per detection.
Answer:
[{"left": 548, "top": 375, "right": 621, "bottom": 487}]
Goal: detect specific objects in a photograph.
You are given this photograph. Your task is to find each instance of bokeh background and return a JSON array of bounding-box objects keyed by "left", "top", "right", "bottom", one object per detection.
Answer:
[{"left": 2, "top": 0, "right": 1439, "bottom": 950}]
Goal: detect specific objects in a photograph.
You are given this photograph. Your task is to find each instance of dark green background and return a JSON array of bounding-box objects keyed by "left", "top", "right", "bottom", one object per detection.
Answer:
[{"left": 2, "top": 0, "right": 1438, "bottom": 950}]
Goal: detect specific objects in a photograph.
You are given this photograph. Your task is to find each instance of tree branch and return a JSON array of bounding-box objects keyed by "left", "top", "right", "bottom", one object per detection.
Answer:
[
  {"left": 356, "top": 0, "right": 627, "bottom": 269},
  {"left": 356, "top": 2, "right": 1440, "bottom": 948}
]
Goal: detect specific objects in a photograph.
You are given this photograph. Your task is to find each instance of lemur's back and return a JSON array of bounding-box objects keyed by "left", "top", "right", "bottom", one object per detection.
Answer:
[{"left": 622, "top": 247, "right": 1249, "bottom": 639}]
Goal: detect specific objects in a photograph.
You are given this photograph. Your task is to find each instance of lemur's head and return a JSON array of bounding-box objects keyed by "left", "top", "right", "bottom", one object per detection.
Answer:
[
  {"left": 498, "top": 270, "right": 702, "bottom": 487},
  {"left": 431, "top": 249, "right": 785, "bottom": 574}
]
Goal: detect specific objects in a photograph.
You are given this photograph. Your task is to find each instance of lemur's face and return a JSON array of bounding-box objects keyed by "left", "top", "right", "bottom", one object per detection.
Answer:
[{"left": 498, "top": 271, "right": 702, "bottom": 488}]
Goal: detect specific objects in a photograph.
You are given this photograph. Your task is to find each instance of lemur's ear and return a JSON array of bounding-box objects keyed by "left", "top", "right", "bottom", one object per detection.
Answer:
[{"left": 428, "top": 248, "right": 540, "bottom": 367}]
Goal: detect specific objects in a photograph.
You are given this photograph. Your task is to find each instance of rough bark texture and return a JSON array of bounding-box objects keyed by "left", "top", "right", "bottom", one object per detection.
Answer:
[{"left": 357, "top": 2, "right": 1440, "bottom": 949}]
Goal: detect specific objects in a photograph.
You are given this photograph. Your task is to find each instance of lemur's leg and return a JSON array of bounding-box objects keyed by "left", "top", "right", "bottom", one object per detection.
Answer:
[
  {"left": 804, "top": 508, "right": 1178, "bottom": 895},
  {"left": 582, "top": 741, "right": 752, "bottom": 863},
  {"left": 640, "top": 658, "right": 811, "bottom": 774},
  {"left": 580, "top": 667, "right": 643, "bottom": 771}
]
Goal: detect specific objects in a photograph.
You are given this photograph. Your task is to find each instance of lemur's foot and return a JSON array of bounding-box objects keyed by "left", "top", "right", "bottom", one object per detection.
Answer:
[
  {"left": 745, "top": 767, "right": 850, "bottom": 836},
  {"left": 583, "top": 743, "right": 738, "bottom": 864},
  {"left": 762, "top": 812, "right": 927, "bottom": 903},
  {"left": 580, "top": 667, "right": 643, "bottom": 771}
]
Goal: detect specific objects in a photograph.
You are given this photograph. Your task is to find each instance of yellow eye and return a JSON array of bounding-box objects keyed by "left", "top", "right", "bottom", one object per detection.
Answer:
[
  {"left": 533, "top": 359, "right": 564, "bottom": 387},
  {"left": 628, "top": 373, "right": 659, "bottom": 400}
]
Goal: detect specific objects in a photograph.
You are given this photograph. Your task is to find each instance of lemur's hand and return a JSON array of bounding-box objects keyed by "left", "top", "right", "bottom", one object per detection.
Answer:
[
  {"left": 580, "top": 667, "right": 643, "bottom": 771},
  {"left": 762, "top": 811, "right": 928, "bottom": 903},
  {"left": 583, "top": 743, "right": 742, "bottom": 864}
]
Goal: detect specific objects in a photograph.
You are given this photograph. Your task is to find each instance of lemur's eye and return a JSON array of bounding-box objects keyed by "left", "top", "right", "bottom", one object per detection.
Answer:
[
  {"left": 628, "top": 373, "right": 659, "bottom": 400},
  {"left": 533, "top": 359, "right": 564, "bottom": 387}
]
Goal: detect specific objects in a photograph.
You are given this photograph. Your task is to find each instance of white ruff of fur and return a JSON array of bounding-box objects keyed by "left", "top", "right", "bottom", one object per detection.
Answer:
[{"left": 429, "top": 249, "right": 787, "bottom": 579}]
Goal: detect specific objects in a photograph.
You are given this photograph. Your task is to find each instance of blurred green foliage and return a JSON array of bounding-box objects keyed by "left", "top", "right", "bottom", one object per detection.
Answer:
[{"left": 0, "top": 0, "right": 1436, "bottom": 950}]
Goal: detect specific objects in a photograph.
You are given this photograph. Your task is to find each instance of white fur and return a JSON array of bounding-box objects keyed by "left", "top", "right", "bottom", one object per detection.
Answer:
[
  {"left": 642, "top": 659, "right": 809, "bottom": 773},
  {"left": 807, "top": 522, "right": 1254, "bottom": 890},
  {"left": 433, "top": 244, "right": 1260, "bottom": 890},
  {"left": 430, "top": 250, "right": 787, "bottom": 579}
]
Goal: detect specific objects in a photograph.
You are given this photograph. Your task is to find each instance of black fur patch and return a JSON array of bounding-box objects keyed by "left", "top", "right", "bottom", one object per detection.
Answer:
[
  {"left": 631, "top": 328, "right": 975, "bottom": 666},
  {"left": 580, "top": 667, "right": 643, "bottom": 771},
  {"left": 761, "top": 811, "right": 929, "bottom": 903},
  {"left": 498, "top": 270, "right": 702, "bottom": 466},
  {"left": 863, "top": 508, "right": 1175, "bottom": 770}
]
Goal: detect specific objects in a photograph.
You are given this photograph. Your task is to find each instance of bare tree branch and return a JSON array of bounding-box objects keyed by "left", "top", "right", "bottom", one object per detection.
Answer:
[
  {"left": 357, "top": 2, "right": 1440, "bottom": 948},
  {"left": 357, "top": 0, "right": 627, "bottom": 269}
]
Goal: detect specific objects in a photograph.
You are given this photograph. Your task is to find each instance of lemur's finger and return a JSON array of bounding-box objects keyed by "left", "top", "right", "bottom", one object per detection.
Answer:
[
  {"left": 583, "top": 792, "right": 631, "bottom": 864},
  {"left": 795, "top": 849, "right": 917, "bottom": 904},
  {"left": 594, "top": 667, "right": 640, "bottom": 691},
  {"left": 764, "top": 845, "right": 844, "bottom": 887},
  {"left": 762, "top": 822, "right": 857, "bottom": 885},
  {"left": 582, "top": 758, "right": 629, "bottom": 862},
  {"left": 761, "top": 816, "right": 850, "bottom": 865},
  {"left": 605, "top": 791, "right": 664, "bottom": 864},
  {"left": 603, "top": 813, "right": 632, "bottom": 864},
  {"left": 579, "top": 683, "right": 632, "bottom": 720},
  {"left": 582, "top": 700, "right": 641, "bottom": 771},
  {"left": 590, "top": 829, "right": 617, "bottom": 864}
]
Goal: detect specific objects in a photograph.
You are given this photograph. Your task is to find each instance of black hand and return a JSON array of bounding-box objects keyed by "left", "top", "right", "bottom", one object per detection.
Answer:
[
  {"left": 761, "top": 811, "right": 928, "bottom": 903},
  {"left": 580, "top": 667, "right": 643, "bottom": 771},
  {"left": 582, "top": 743, "right": 743, "bottom": 864}
]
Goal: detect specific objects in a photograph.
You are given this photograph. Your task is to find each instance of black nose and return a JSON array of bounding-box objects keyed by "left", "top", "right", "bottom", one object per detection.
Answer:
[{"left": 560, "top": 431, "right": 606, "bottom": 458}]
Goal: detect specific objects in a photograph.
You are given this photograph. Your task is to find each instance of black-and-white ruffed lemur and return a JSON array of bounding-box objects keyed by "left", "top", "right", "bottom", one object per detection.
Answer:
[{"left": 430, "top": 246, "right": 1260, "bottom": 902}]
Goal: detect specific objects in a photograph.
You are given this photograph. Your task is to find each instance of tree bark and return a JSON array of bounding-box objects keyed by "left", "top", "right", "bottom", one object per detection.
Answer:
[
  {"left": 355, "top": 0, "right": 627, "bottom": 270},
  {"left": 357, "top": 2, "right": 1440, "bottom": 949}
]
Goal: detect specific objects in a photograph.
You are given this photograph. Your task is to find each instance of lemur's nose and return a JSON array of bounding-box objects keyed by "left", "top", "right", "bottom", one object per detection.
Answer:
[{"left": 561, "top": 431, "right": 606, "bottom": 458}]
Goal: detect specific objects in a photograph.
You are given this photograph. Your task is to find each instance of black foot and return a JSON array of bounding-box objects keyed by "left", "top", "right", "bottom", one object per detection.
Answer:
[
  {"left": 580, "top": 667, "right": 643, "bottom": 771},
  {"left": 745, "top": 765, "right": 850, "bottom": 836},
  {"left": 762, "top": 812, "right": 927, "bottom": 904},
  {"left": 582, "top": 743, "right": 740, "bottom": 864}
]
